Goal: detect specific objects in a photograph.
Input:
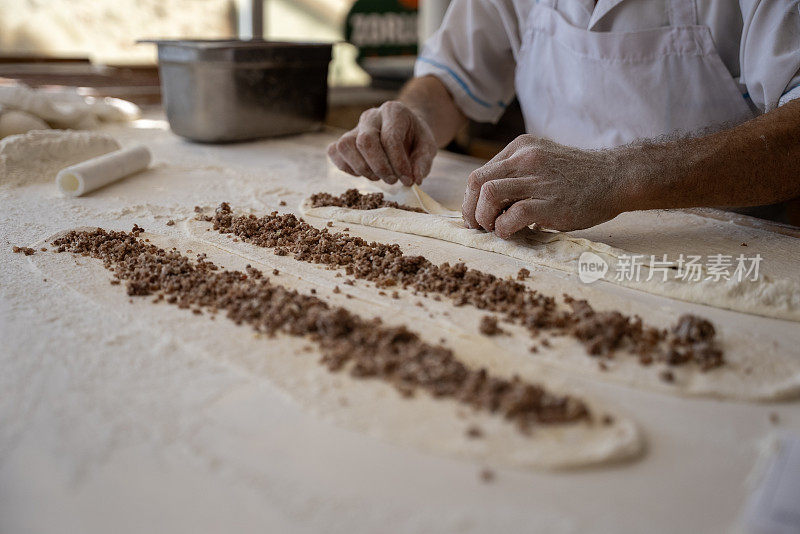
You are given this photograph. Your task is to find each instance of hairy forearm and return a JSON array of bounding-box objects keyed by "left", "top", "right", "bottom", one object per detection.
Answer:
[
  {"left": 399, "top": 75, "right": 467, "bottom": 148},
  {"left": 620, "top": 100, "right": 800, "bottom": 211}
]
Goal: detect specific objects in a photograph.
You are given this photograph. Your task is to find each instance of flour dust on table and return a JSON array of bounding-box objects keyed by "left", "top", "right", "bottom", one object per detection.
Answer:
[{"left": 0, "top": 130, "right": 120, "bottom": 187}]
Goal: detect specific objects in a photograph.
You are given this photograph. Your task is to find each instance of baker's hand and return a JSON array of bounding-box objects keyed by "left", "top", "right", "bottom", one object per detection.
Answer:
[
  {"left": 462, "top": 135, "right": 626, "bottom": 237},
  {"left": 327, "top": 101, "right": 437, "bottom": 186}
]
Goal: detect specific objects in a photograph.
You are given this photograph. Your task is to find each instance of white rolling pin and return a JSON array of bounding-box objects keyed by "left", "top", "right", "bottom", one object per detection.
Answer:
[{"left": 56, "top": 144, "right": 151, "bottom": 197}]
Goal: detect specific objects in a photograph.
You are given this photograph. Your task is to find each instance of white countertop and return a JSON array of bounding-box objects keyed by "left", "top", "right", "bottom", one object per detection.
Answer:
[{"left": 1, "top": 115, "right": 798, "bottom": 534}]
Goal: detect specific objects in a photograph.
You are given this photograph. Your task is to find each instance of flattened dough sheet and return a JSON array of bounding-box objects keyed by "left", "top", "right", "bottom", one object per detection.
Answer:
[
  {"left": 301, "top": 192, "right": 800, "bottom": 323},
  {"left": 186, "top": 213, "right": 800, "bottom": 401},
  {"left": 27, "top": 227, "right": 643, "bottom": 470}
]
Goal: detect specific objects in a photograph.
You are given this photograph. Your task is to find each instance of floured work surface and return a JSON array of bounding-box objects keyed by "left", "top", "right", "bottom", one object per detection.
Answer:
[{"left": 3, "top": 113, "right": 800, "bottom": 534}]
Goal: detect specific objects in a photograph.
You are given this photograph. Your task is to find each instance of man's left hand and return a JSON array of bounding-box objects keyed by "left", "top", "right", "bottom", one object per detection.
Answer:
[{"left": 462, "top": 135, "right": 630, "bottom": 237}]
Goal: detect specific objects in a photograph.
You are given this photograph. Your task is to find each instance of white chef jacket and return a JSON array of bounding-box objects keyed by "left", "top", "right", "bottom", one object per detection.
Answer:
[{"left": 415, "top": 0, "right": 800, "bottom": 145}]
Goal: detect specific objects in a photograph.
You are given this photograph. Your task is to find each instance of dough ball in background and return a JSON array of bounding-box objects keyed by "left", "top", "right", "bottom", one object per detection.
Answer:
[{"left": 0, "top": 109, "right": 49, "bottom": 138}]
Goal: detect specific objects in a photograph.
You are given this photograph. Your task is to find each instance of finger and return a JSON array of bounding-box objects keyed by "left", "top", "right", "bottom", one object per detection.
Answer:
[
  {"left": 327, "top": 143, "right": 357, "bottom": 175},
  {"left": 474, "top": 177, "right": 538, "bottom": 232},
  {"left": 461, "top": 159, "right": 519, "bottom": 229},
  {"left": 356, "top": 110, "right": 399, "bottom": 184},
  {"left": 380, "top": 111, "right": 414, "bottom": 185},
  {"left": 337, "top": 135, "right": 380, "bottom": 181},
  {"left": 410, "top": 142, "right": 436, "bottom": 184},
  {"left": 494, "top": 198, "right": 549, "bottom": 239},
  {"left": 356, "top": 127, "right": 398, "bottom": 183}
]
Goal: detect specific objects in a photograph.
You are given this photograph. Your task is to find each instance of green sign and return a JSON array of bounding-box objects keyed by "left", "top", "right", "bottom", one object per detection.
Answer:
[{"left": 345, "top": 0, "right": 418, "bottom": 58}]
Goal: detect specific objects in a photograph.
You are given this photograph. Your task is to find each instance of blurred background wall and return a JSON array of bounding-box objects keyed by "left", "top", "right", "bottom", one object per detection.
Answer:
[{"left": 0, "top": 0, "right": 368, "bottom": 86}]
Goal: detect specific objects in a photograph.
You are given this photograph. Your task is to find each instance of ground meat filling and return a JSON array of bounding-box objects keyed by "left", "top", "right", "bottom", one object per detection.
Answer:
[
  {"left": 479, "top": 316, "right": 503, "bottom": 336},
  {"left": 52, "top": 226, "right": 591, "bottom": 432},
  {"left": 309, "top": 189, "right": 424, "bottom": 213},
  {"left": 12, "top": 246, "right": 36, "bottom": 255},
  {"left": 202, "top": 203, "right": 724, "bottom": 372}
]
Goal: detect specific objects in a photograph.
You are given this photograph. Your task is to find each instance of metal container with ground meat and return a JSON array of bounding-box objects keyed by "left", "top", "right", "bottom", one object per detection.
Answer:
[{"left": 142, "top": 40, "right": 332, "bottom": 143}]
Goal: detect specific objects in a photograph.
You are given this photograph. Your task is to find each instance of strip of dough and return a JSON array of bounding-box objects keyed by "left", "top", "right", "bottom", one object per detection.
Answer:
[
  {"left": 300, "top": 197, "right": 800, "bottom": 323},
  {"left": 412, "top": 184, "right": 461, "bottom": 218}
]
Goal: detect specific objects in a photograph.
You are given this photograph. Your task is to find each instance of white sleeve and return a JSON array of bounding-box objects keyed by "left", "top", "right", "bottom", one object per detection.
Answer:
[
  {"left": 739, "top": 0, "right": 800, "bottom": 112},
  {"left": 414, "top": 0, "right": 520, "bottom": 123},
  {"left": 778, "top": 75, "right": 800, "bottom": 106}
]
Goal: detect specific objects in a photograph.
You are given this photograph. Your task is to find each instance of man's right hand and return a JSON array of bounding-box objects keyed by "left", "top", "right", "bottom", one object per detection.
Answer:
[{"left": 327, "top": 101, "right": 438, "bottom": 186}]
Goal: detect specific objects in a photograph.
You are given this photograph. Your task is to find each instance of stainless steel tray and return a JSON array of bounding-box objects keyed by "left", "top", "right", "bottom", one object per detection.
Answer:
[{"left": 142, "top": 40, "right": 332, "bottom": 143}]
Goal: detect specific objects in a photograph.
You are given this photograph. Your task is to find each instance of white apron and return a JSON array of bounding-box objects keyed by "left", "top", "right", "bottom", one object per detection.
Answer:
[{"left": 514, "top": 0, "right": 755, "bottom": 149}]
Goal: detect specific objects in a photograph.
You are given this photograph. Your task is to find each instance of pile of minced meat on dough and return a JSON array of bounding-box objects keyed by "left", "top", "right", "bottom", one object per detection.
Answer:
[
  {"left": 46, "top": 225, "right": 593, "bottom": 434},
  {"left": 203, "top": 199, "right": 723, "bottom": 378}
]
